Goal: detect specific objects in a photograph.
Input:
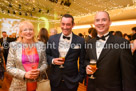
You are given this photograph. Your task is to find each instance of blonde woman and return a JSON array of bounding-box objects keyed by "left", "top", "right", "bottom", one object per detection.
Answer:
[{"left": 6, "top": 21, "right": 48, "bottom": 91}]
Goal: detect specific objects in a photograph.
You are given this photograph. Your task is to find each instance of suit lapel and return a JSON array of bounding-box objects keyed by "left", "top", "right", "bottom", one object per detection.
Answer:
[
  {"left": 16, "top": 42, "right": 26, "bottom": 71},
  {"left": 92, "top": 39, "right": 97, "bottom": 60},
  {"left": 56, "top": 33, "right": 61, "bottom": 57},
  {"left": 65, "top": 33, "right": 76, "bottom": 58},
  {"left": 98, "top": 35, "right": 114, "bottom": 62}
]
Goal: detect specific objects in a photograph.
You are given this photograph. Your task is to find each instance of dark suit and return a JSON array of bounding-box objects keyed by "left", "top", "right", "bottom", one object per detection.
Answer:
[
  {"left": 46, "top": 33, "right": 85, "bottom": 90},
  {"left": 0, "top": 37, "right": 14, "bottom": 64},
  {"left": 85, "top": 34, "right": 136, "bottom": 91}
]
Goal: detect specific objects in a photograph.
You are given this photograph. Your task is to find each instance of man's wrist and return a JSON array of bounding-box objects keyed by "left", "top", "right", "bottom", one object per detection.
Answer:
[{"left": 52, "top": 59, "right": 55, "bottom": 65}]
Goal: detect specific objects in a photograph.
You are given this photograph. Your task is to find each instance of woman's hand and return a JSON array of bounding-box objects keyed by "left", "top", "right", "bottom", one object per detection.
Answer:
[{"left": 24, "top": 69, "right": 40, "bottom": 80}]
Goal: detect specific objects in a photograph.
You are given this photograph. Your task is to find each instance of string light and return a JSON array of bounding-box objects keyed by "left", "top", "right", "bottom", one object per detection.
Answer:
[{"left": 0, "top": 0, "right": 135, "bottom": 24}]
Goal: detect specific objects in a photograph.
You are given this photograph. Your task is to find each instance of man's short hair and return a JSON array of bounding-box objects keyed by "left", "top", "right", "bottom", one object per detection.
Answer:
[
  {"left": 132, "top": 27, "right": 136, "bottom": 32},
  {"left": 96, "top": 11, "right": 110, "bottom": 21},
  {"left": 61, "top": 14, "right": 74, "bottom": 24},
  {"left": 88, "top": 28, "right": 96, "bottom": 34},
  {"left": 2, "top": 31, "right": 6, "bottom": 33}
]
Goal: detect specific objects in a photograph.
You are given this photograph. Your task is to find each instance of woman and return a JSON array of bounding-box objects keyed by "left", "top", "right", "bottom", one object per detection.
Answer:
[
  {"left": 6, "top": 21, "right": 48, "bottom": 91},
  {"left": 38, "top": 28, "right": 49, "bottom": 44},
  {"left": 38, "top": 28, "right": 51, "bottom": 78}
]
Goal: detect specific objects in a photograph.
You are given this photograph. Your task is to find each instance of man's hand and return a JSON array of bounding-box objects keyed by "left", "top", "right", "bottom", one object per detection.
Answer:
[
  {"left": 53, "top": 58, "right": 64, "bottom": 65},
  {"left": 86, "top": 65, "right": 93, "bottom": 75}
]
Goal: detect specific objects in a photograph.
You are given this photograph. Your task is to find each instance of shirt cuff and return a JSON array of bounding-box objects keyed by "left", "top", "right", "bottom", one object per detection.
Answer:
[{"left": 52, "top": 59, "right": 55, "bottom": 65}]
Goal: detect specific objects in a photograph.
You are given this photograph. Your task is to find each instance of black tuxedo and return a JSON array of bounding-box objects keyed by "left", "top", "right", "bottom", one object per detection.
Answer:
[
  {"left": 46, "top": 33, "right": 85, "bottom": 90},
  {"left": 0, "top": 37, "right": 14, "bottom": 64},
  {"left": 85, "top": 34, "right": 136, "bottom": 91}
]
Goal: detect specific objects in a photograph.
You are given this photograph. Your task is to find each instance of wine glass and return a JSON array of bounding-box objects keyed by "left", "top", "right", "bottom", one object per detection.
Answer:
[
  {"left": 31, "top": 54, "right": 36, "bottom": 69},
  {"left": 59, "top": 52, "right": 65, "bottom": 68},
  {"left": 59, "top": 56, "right": 65, "bottom": 68},
  {"left": 89, "top": 59, "right": 97, "bottom": 79}
]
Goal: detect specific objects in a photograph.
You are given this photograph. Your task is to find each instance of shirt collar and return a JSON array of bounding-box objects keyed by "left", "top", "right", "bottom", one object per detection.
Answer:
[
  {"left": 97, "top": 32, "right": 109, "bottom": 41},
  {"left": 62, "top": 32, "right": 72, "bottom": 38},
  {"left": 97, "top": 32, "right": 109, "bottom": 37}
]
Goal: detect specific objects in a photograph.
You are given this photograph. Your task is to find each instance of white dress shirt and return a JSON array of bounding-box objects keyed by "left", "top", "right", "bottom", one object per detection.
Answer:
[
  {"left": 52, "top": 33, "right": 72, "bottom": 64},
  {"left": 58, "top": 33, "right": 72, "bottom": 57},
  {"left": 96, "top": 32, "right": 109, "bottom": 59}
]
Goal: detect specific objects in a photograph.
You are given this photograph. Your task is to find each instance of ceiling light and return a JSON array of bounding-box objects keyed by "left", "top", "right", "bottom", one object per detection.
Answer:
[
  {"left": 46, "top": 10, "right": 49, "bottom": 13},
  {"left": 60, "top": 0, "right": 64, "bottom": 5},
  {"left": 30, "top": 13, "right": 32, "bottom": 16},
  {"left": 19, "top": 4, "right": 21, "bottom": 9},
  {"left": 39, "top": 9, "right": 42, "bottom": 12},
  {"left": 32, "top": 8, "right": 35, "bottom": 11},
  {"left": 9, "top": 3, "right": 12, "bottom": 7},
  {"left": 7, "top": 10, "right": 10, "bottom": 13},
  {"left": 25, "top": 13, "right": 27, "bottom": 16},
  {"left": 19, "top": 12, "right": 22, "bottom": 15},
  {"left": 13, "top": 11, "right": 16, "bottom": 14}
]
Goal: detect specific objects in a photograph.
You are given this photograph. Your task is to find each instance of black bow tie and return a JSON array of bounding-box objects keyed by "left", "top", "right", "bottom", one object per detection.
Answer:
[
  {"left": 63, "top": 36, "right": 70, "bottom": 40},
  {"left": 96, "top": 33, "right": 109, "bottom": 41}
]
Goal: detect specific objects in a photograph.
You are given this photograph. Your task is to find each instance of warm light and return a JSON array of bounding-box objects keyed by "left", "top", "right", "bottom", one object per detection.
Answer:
[
  {"left": 73, "top": 25, "right": 91, "bottom": 29},
  {"left": 72, "top": 20, "right": 136, "bottom": 29},
  {"left": 111, "top": 20, "right": 136, "bottom": 26},
  {"left": 38, "top": 17, "right": 49, "bottom": 32}
]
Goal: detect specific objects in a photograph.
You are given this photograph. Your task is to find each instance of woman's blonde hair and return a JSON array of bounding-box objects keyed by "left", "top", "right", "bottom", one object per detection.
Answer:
[{"left": 17, "top": 21, "right": 37, "bottom": 42}]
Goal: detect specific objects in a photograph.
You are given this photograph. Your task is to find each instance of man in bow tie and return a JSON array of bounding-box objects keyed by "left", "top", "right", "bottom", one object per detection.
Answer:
[
  {"left": 46, "top": 14, "right": 85, "bottom": 91},
  {"left": 85, "top": 11, "right": 136, "bottom": 91}
]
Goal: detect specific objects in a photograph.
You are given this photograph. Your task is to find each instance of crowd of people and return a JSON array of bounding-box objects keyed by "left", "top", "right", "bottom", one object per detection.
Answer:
[{"left": 0, "top": 12, "right": 136, "bottom": 91}]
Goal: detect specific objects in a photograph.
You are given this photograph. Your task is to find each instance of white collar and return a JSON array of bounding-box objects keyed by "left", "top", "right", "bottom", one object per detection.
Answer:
[
  {"left": 97, "top": 32, "right": 109, "bottom": 37},
  {"left": 62, "top": 32, "right": 72, "bottom": 38}
]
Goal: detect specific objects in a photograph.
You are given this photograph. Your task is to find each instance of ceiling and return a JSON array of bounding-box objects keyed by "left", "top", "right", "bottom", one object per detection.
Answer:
[{"left": 0, "top": 0, "right": 136, "bottom": 25}]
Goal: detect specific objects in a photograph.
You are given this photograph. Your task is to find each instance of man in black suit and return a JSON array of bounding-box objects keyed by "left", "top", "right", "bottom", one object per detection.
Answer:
[
  {"left": 0, "top": 31, "right": 13, "bottom": 64},
  {"left": 46, "top": 14, "right": 85, "bottom": 91},
  {"left": 85, "top": 11, "right": 136, "bottom": 91}
]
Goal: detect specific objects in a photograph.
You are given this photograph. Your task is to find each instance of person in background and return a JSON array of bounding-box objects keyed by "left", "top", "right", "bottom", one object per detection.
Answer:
[
  {"left": 0, "top": 31, "right": 13, "bottom": 64},
  {"left": 46, "top": 14, "right": 85, "bottom": 91},
  {"left": 109, "top": 31, "right": 115, "bottom": 35},
  {"left": 50, "top": 28, "right": 58, "bottom": 36},
  {"left": 6, "top": 21, "right": 48, "bottom": 91},
  {"left": 38, "top": 27, "right": 50, "bottom": 77},
  {"left": 85, "top": 11, "right": 136, "bottom": 91},
  {"left": 123, "top": 33, "right": 131, "bottom": 41},
  {"left": 85, "top": 28, "right": 97, "bottom": 43},
  {"left": 11, "top": 33, "right": 17, "bottom": 41},
  {"left": 131, "top": 27, "right": 136, "bottom": 40},
  {"left": 38, "top": 28, "right": 49, "bottom": 44},
  {"left": 114, "top": 31, "right": 123, "bottom": 37},
  {"left": 78, "top": 33, "right": 84, "bottom": 38},
  {"left": 84, "top": 27, "right": 97, "bottom": 87}
]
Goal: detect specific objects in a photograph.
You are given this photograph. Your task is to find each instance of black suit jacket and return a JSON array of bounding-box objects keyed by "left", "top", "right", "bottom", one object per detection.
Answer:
[
  {"left": 46, "top": 33, "right": 85, "bottom": 89},
  {"left": 85, "top": 34, "right": 136, "bottom": 91},
  {"left": 0, "top": 37, "right": 14, "bottom": 63}
]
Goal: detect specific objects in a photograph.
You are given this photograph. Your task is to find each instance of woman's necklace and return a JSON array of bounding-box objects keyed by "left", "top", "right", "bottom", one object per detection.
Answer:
[{"left": 23, "top": 43, "right": 35, "bottom": 63}]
